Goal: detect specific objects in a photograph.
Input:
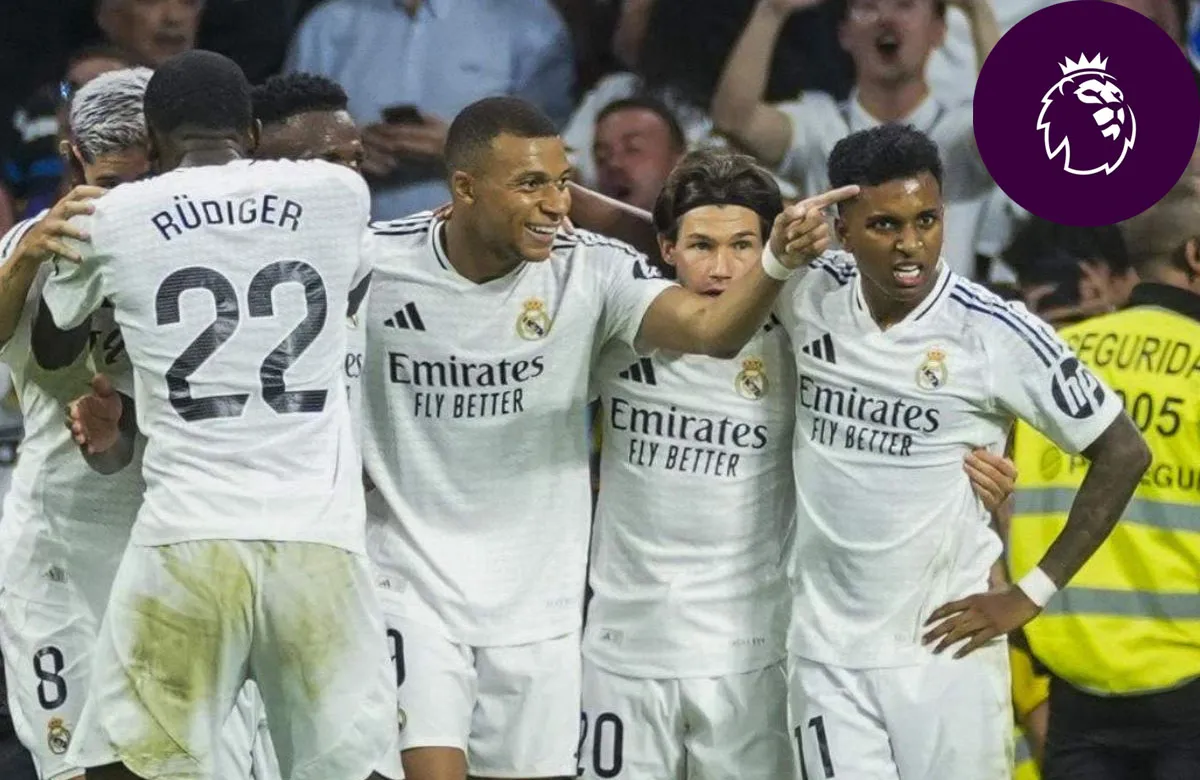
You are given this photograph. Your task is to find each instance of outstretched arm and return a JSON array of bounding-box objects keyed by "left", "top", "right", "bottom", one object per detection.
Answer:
[{"left": 566, "top": 182, "right": 659, "bottom": 259}]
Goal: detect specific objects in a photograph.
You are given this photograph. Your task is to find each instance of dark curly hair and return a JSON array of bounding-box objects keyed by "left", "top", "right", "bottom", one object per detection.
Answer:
[
  {"left": 252, "top": 72, "right": 348, "bottom": 126},
  {"left": 827, "top": 123, "right": 944, "bottom": 203}
]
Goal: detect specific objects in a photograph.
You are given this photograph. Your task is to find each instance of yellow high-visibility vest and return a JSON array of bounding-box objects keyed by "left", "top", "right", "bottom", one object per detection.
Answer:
[{"left": 1009, "top": 289, "right": 1200, "bottom": 695}]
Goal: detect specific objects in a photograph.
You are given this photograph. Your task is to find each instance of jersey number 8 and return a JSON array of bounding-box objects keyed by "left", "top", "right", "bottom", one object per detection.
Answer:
[{"left": 155, "top": 260, "right": 328, "bottom": 422}]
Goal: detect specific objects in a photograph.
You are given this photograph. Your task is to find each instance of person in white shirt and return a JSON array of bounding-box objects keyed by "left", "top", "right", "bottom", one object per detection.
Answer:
[
  {"left": 43, "top": 51, "right": 400, "bottom": 780},
  {"left": 710, "top": 0, "right": 1001, "bottom": 275},
  {"left": 359, "top": 95, "right": 855, "bottom": 780},
  {"left": 772, "top": 122, "right": 1151, "bottom": 780},
  {"left": 0, "top": 68, "right": 277, "bottom": 780},
  {"left": 584, "top": 147, "right": 1021, "bottom": 780}
]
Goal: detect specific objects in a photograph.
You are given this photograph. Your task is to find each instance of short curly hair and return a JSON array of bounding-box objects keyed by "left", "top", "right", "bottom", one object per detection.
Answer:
[
  {"left": 143, "top": 50, "right": 252, "bottom": 136},
  {"left": 252, "top": 73, "right": 348, "bottom": 126},
  {"left": 827, "top": 123, "right": 944, "bottom": 199}
]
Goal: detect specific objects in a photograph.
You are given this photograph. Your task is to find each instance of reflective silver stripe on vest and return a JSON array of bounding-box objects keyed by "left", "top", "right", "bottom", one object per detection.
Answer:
[
  {"left": 1014, "top": 732, "right": 1034, "bottom": 767},
  {"left": 1014, "top": 487, "right": 1200, "bottom": 534},
  {"left": 1043, "top": 587, "right": 1200, "bottom": 620}
]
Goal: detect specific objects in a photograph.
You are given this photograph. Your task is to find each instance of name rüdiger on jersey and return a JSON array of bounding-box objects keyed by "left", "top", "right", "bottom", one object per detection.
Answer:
[
  {"left": 388, "top": 352, "right": 544, "bottom": 419},
  {"left": 608, "top": 396, "right": 769, "bottom": 478},
  {"left": 799, "top": 375, "right": 941, "bottom": 458},
  {"left": 151, "top": 193, "right": 303, "bottom": 241}
]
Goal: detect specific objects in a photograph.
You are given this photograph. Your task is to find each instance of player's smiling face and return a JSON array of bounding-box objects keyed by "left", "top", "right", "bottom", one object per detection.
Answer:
[
  {"left": 473, "top": 133, "right": 572, "bottom": 263},
  {"left": 836, "top": 171, "right": 943, "bottom": 309},
  {"left": 659, "top": 205, "right": 764, "bottom": 296},
  {"left": 257, "top": 110, "right": 364, "bottom": 173}
]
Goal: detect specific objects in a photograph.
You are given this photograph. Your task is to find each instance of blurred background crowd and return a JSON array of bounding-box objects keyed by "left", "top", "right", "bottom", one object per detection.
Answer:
[{"left": 1, "top": 1, "right": 1198, "bottom": 778}]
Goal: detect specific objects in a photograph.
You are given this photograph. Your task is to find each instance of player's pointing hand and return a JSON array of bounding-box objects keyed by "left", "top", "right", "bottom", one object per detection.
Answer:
[
  {"left": 66, "top": 373, "right": 122, "bottom": 454},
  {"left": 768, "top": 184, "right": 859, "bottom": 268}
]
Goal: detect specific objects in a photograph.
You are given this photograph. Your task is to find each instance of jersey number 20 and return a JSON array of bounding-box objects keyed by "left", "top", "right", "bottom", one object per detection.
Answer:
[{"left": 155, "top": 261, "right": 328, "bottom": 422}]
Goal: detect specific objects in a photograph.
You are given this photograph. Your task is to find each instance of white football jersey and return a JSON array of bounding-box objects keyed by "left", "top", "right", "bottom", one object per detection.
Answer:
[
  {"left": 0, "top": 215, "right": 144, "bottom": 588},
  {"left": 361, "top": 215, "right": 675, "bottom": 645},
  {"left": 778, "top": 256, "right": 1123, "bottom": 668},
  {"left": 41, "top": 158, "right": 372, "bottom": 553},
  {"left": 586, "top": 324, "right": 796, "bottom": 678}
]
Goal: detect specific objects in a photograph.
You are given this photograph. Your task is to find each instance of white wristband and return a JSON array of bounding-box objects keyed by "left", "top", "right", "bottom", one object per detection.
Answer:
[
  {"left": 1017, "top": 567, "right": 1058, "bottom": 608},
  {"left": 760, "top": 245, "right": 795, "bottom": 281}
]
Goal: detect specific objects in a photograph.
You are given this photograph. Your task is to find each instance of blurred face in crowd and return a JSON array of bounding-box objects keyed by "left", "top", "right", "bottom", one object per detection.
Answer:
[
  {"left": 97, "top": 0, "right": 203, "bottom": 67},
  {"left": 257, "top": 110, "right": 365, "bottom": 172},
  {"left": 660, "top": 205, "right": 765, "bottom": 295},
  {"left": 839, "top": 0, "right": 946, "bottom": 86},
  {"left": 594, "top": 107, "right": 682, "bottom": 212},
  {"left": 454, "top": 133, "right": 572, "bottom": 264},
  {"left": 837, "top": 171, "right": 945, "bottom": 316}
]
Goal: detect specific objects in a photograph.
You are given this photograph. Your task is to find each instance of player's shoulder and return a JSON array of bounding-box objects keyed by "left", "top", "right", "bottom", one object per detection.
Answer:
[
  {"left": 0, "top": 210, "right": 47, "bottom": 260},
  {"left": 804, "top": 250, "right": 858, "bottom": 288},
  {"left": 942, "top": 273, "right": 1065, "bottom": 361},
  {"left": 555, "top": 229, "right": 663, "bottom": 280},
  {"left": 246, "top": 157, "right": 365, "bottom": 192},
  {"left": 364, "top": 212, "right": 437, "bottom": 270}
]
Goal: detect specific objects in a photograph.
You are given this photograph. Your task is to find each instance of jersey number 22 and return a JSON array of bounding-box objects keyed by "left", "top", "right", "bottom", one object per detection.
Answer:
[{"left": 155, "top": 260, "right": 328, "bottom": 422}]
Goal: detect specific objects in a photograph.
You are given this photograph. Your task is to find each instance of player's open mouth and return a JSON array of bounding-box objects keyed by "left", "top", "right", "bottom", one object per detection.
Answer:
[
  {"left": 525, "top": 224, "right": 557, "bottom": 244},
  {"left": 892, "top": 262, "right": 924, "bottom": 288},
  {"left": 875, "top": 33, "right": 900, "bottom": 57}
]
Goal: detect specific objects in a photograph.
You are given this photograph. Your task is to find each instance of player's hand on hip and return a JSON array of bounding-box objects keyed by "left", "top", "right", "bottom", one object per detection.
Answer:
[
  {"left": 964, "top": 448, "right": 1018, "bottom": 512},
  {"left": 66, "top": 373, "right": 122, "bottom": 454},
  {"left": 16, "top": 185, "right": 105, "bottom": 264},
  {"left": 768, "top": 185, "right": 859, "bottom": 267},
  {"left": 923, "top": 586, "right": 1041, "bottom": 659}
]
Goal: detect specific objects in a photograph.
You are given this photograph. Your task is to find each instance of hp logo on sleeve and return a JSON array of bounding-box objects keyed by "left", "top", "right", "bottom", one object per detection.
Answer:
[{"left": 1050, "top": 357, "right": 1105, "bottom": 419}]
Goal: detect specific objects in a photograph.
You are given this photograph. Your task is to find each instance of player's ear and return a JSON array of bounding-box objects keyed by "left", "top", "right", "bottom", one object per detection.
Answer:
[
  {"left": 450, "top": 170, "right": 475, "bottom": 205},
  {"left": 246, "top": 119, "right": 262, "bottom": 154},
  {"left": 60, "top": 140, "right": 87, "bottom": 187},
  {"left": 1184, "top": 237, "right": 1200, "bottom": 278},
  {"left": 657, "top": 235, "right": 677, "bottom": 267}
]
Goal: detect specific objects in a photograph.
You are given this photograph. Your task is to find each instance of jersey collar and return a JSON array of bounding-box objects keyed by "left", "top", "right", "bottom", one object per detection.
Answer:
[
  {"left": 844, "top": 88, "right": 942, "bottom": 133},
  {"left": 851, "top": 259, "right": 952, "bottom": 333},
  {"left": 1127, "top": 282, "right": 1200, "bottom": 323}
]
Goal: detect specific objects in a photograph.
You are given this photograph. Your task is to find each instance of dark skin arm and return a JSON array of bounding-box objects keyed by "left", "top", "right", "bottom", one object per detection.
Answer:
[
  {"left": 923, "top": 412, "right": 1151, "bottom": 658},
  {"left": 565, "top": 182, "right": 659, "bottom": 259},
  {"left": 32, "top": 298, "right": 91, "bottom": 370}
]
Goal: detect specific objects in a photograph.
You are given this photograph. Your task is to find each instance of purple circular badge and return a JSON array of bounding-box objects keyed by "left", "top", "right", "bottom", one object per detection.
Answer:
[{"left": 974, "top": 0, "right": 1200, "bottom": 226}]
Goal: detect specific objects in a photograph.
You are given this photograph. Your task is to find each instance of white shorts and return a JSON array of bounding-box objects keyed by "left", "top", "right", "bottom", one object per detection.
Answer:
[
  {"left": 384, "top": 610, "right": 580, "bottom": 778},
  {"left": 789, "top": 641, "right": 1013, "bottom": 780},
  {"left": 580, "top": 658, "right": 794, "bottom": 780},
  {"left": 66, "top": 540, "right": 403, "bottom": 780}
]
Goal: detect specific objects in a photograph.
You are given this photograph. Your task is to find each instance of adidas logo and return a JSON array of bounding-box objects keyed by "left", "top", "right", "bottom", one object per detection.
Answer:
[
  {"left": 801, "top": 333, "right": 837, "bottom": 364},
  {"left": 618, "top": 357, "right": 657, "bottom": 385},
  {"left": 384, "top": 302, "right": 425, "bottom": 331}
]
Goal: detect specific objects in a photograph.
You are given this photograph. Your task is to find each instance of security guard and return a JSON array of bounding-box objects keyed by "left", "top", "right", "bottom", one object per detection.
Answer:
[{"left": 1008, "top": 177, "right": 1200, "bottom": 780}]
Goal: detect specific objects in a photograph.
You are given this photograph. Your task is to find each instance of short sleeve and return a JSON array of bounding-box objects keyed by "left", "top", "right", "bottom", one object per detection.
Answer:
[
  {"left": 773, "top": 91, "right": 849, "bottom": 186},
  {"left": 591, "top": 239, "right": 676, "bottom": 349},
  {"left": 0, "top": 218, "right": 44, "bottom": 362},
  {"left": 981, "top": 300, "right": 1122, "bottom": 454},
  {"left": 40, "top": 215, "right": 106, "bottom": 331},
  {"left": 928, "top": 102, "right": 992, "bottom": 200}
]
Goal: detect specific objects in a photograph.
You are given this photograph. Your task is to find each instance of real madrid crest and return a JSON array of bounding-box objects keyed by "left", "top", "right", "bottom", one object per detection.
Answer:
[
  {"left": 47, "top": 717, "right": 71, "bottom": 755},
  {"left": 516, "top": 297, "right": 552, "bottom": 340},
  {"left": 916, "top": 347, "right": 948, "bottom": 391},
  {"left": 735, "top": 357, "right": 768, "bottom": 400}
]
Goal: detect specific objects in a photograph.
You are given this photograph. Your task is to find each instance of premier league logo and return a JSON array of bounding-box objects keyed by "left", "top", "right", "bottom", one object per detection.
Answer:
[
  {"left": 974, "top": 1, "right": 1200, "bottom": 226},
  {"left": 1038, "top": 53, "right": 1136, "bottom": 176}
]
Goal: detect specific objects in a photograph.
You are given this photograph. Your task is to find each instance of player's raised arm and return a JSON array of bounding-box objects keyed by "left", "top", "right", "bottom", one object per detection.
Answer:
[{"left": 636, "top": 184, "right": 859, "bottom": 357}]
